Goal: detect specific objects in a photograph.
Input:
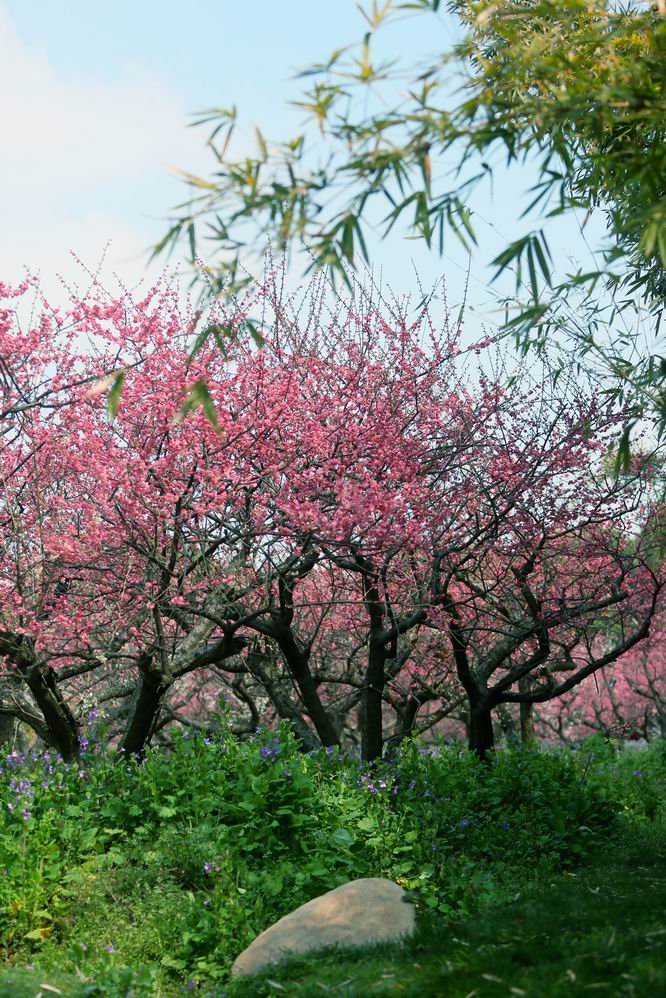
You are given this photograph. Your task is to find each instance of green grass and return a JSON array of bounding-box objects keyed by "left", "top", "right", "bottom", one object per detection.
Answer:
[
  {"left": 228, "top": 825, "right": 666, "bottom": 998},
  {"left": 2, "top": 827, "right": 665, "bottom": 997},
  {"left": 0, "top": 968, "right": 80, "bottom": 998},
  {"left": 1, "top": 736, "right": 664, "bottom": 995}
]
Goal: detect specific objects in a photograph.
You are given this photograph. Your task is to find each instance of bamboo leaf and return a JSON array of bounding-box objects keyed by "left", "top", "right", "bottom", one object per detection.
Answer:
[
  {"left": 533, "top": 233, "right": 552, "bottom": 286},
  {"left": 189, "top": 323, "right": 234, "bottom": 361},
  {"left": 176, "top": 380, "right": 221, "bottom": 432},
  {"left": 107, "top": 370, "right": 125, "bottom": 420}
]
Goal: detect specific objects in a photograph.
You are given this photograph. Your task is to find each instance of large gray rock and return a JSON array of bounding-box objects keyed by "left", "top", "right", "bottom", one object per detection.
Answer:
[{"left": 231, "top": 877, "right": 416, "bottom": 978}]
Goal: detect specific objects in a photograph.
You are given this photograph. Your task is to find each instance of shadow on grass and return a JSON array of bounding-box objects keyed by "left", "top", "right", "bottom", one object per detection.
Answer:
[{"left": 227, "top": 825, "right": 666, "bottom": 997}]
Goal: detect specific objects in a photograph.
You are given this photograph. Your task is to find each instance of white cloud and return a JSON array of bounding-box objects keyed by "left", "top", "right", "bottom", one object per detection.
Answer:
[
  {"left": 0, "top": 4, "right": 206, "bottom": 295},
  {"left": 0, "top": 210, "right": 177, "bottom": 303}
]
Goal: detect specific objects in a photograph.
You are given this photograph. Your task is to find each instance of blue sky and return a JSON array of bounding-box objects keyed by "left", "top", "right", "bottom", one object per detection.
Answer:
[{"left": 2, "top": 0, "right": 599, "bottom": 330}]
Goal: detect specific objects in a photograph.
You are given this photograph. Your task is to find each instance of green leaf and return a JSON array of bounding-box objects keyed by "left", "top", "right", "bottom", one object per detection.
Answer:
[
  {"left": 533, "top": 232, "right": 552, "bottom": 285},
  {"left": 107, "top": 370, "right": 125, "bottom": 420},
  {"left": 255, "top": 127, "right": 268, "bottom": 160},
  {"left": 640, "top": 221, "right": 659, "bottom": 258},
  {"left": 455, "top": 200, "right": 477, "bottom": 245},
  {"left": 177, "top": 379, "right": 221, "bottom": 432},
  {"left": 341, "top": 215, "right": 355, "bottom": 263},
  {"left": 614, "top": 425, "right": 632, "bottom": 475},
  {"left": 354, "top": 218, "right": 369, "bottom": 263},
  {"left": 149, "top": 222, "right": 183, "bottom": 263},
  {"left": 188, "top": 322, "right": 234, "bottom": 360},
  {"left": 526, "top": 243, "right": 539, "bottom": 301},
  {"left": 24, "top": 927, "right": 53, "bottom": 941},
  {"left": 657, "top": 225, "right": 666, "bottom": 268},
  {"left": 245, "top": 319, "right": 265, "bottom": 348},
  {"left": 330, "top": 827, "right": 355, "bottom": 850},
  {"left": 491, "top": 236, "right": 531, "bottom": 281}
]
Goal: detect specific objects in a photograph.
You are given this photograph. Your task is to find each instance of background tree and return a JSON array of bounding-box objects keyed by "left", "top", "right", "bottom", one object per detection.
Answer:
[{"left": 537, "top": 622, "right": 666, "bottom": 742}]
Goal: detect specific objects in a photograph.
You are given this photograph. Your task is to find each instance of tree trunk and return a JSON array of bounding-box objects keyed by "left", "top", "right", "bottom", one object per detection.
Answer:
[
  {"left": 497, "top": 704, "right": 518, "bottom": 743},
  {"left": 119, "top": 654, "right": 167, "bottom": 760},
  {"left": 24, "top": 666, "right": 80, "bottom": 761},
  {"left": 120, "top": 678, "right": 169, "bottom": 759},
  {"left": 468, "top": 703, "right": 495, "bottom": 761},
  {"left": 384, "top": 694, "right": 422, "bottom": 754},
  {"left": 519, "top": 676, "right": 536, "bottom": 744},
  {"left": 246, "top": 648, "right": 321, "bottom": 752},
  {"left": 520, "top": 701, "right": 536, "bottom": 744},
  {"left": 275, "top": 630, "right": 339, "bottom": 748},
  {"left": 361, "top": 641, "right": 385, "bottom": 762},
  {"left": 0, "top": 713, "right": 17, "bottom": 749},
  {"left": 1, "top": 632, "right": 80, "bottom": 761}
]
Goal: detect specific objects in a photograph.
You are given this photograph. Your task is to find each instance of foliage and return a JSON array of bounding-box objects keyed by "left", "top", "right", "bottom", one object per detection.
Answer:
[
  {"left": 0, "top": 726, "right": 664, "bottom": 991},
  {"left": 155, "top": 1, "right": 666, "bottom": 438}
]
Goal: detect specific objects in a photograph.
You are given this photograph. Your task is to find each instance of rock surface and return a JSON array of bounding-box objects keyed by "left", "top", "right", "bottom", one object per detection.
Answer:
[{"left": 231, "top": 877, "right": 416, "bottom": 977}]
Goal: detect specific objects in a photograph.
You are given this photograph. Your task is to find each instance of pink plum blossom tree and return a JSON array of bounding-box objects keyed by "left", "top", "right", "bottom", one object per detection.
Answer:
[{"left": 0, "top": 271, "right": 663, "bottom": 761}]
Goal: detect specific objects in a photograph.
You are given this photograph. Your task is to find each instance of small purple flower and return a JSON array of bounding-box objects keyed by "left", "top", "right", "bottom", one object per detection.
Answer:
[
  {"left": 633, "top": 770, "right": 643, "bottom": 778},
  {"left": 203, "top": 862, "right": 213, "bottom": 875},
  {"left": 459, "top": 818, "right": 470, "bottom": 829},
  {"left": 260, "top": 737, "right": 281, "bottom": 762},
  {"left": 105, "top": 944, "right": 115, "bottom": 953}
]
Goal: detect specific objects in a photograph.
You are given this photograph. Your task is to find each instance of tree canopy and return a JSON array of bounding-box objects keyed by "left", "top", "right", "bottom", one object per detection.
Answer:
[{"left": 1, "top": 273, "right": 663, "bottom": 761}]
